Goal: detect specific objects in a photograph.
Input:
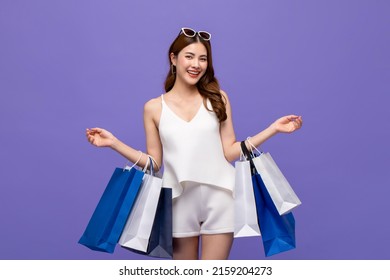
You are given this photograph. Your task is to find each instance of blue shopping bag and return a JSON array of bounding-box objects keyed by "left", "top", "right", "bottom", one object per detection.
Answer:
[
  {"left": 79, "top": 167, "right": 144, "bottom": 253},
  {"left": 240, "top": 142, "right": 296, "bottom": 257},
  {"left": 252, "top": 173, "right": 296, "bottom": 257}
]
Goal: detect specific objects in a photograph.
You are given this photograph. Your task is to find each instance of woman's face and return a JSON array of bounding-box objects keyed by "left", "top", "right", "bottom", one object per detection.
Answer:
[{"left": 171, "top": 42, "right": 208, "bottom": 86}]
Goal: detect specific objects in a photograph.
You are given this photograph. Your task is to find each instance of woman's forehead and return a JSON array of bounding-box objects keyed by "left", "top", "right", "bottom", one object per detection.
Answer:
[{"left": 180, "top": 42, "right": 207, "bottom": 56}]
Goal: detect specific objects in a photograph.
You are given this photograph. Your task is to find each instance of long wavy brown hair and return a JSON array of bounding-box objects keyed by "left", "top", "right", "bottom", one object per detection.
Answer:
[{"left": 164, "top": 31, "right": 227, "bottom": 122}]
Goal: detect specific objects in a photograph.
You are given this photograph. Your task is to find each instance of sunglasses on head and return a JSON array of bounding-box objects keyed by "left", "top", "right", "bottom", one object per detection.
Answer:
[{"left": 180, "top": 27, "right": 211, "bottom": 41}]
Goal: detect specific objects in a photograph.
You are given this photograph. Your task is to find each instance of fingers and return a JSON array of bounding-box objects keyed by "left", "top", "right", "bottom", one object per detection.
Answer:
[
  {"left": 86, "top": 127, "right": 102, "bottom": 134},
  {"left": 86, "top": 128, "right": 100, "bottom": 146},
  {"left": 296, "top": 116, "right": 303, "bottom": 126},
  {"left": 287, "top": 115, "right": 302, "bottom": 122},
  {"left": 86, "top": 134, "right": 96, "bottom": 145},
  {"left": 284, "top": 115, "right": 303, "bottom": 132},
  {"left": 86, "top": 128, "right": 105, "bottom": 140},
  {"left": 291, "top": 116, "right": 303, "bottom": 130},
  {"left": 287, "top": 115, "right": 301, "bottom": 122},
  {"left": 287, "top": 114, "right": 299, "bottom": 120}
]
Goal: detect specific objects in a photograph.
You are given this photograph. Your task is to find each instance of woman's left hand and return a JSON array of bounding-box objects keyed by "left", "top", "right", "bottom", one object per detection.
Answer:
[{"left": 271, "top": 115, "right": 303, "bottom": 134}]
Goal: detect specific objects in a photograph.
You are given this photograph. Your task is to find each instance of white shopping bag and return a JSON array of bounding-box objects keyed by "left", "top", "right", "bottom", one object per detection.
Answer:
[
  {"left": 234, "top": 158, "right": 261, "bottom": 238},
  {"left": 119, "top": 157, "right": 163, "bottom": 252},
  {"left": 252, "top": 152, "right": 302, "bottom": 215}
]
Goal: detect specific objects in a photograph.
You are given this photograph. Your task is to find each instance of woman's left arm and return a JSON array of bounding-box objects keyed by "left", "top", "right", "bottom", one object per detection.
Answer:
[{"left": 220, "top": 90, "right": 303, "bottom": 162}]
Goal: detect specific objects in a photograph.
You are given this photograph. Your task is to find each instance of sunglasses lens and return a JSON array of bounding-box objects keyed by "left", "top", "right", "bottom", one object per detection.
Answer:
[
  {"left": 198, "top": 31, "right": 211, "bottom": 41},
  {"left": 182, "top": 28, "right": 196, "bottom": 37}
]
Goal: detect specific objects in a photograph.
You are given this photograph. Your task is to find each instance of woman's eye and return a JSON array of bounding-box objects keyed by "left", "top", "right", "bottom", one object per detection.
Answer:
[
  {"left": 185, "top": 56, "right": 193, "bottom": 59},
  {"left": 200, "top": 58, "right": 207, "bottom": 62}
]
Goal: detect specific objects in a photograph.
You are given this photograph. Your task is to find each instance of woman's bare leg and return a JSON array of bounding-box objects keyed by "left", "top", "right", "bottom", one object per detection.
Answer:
[
  {"left": 200, "top": 233, "right": 234, "bottom": 260},
  {"left": 173, "top": 236, "right": 199, "bottom": 260}
]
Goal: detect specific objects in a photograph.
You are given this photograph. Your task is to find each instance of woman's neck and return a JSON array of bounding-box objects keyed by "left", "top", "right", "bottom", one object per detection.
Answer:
[{"left": 169, "top": 79, "right": 200, "bottom": 98}]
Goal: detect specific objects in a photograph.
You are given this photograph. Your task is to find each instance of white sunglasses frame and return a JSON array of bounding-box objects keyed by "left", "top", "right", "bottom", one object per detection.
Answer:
[{"left": 180, "top": 27, "right": 211, "bottom": 41}]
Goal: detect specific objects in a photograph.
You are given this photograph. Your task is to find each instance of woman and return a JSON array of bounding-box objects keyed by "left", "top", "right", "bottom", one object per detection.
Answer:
[{"left": 86, "top": 27, "right": 303, "bottom": 260}]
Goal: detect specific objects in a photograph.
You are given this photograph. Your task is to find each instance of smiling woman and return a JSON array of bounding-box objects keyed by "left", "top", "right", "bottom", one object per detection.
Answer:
[
  {"left": 171, "top": 44, "right": 208, "bottom": 90},
  {"left": 85, "top": 27, "right": 303, "bottom": 260},
  {"left": 165, "top": 28, "right": 227, "bottom": 123}
]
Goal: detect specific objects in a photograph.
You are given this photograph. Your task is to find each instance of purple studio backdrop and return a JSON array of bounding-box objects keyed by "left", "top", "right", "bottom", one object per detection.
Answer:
[{"left": 0, "top": 0, "right": 389, "bottom": 260}]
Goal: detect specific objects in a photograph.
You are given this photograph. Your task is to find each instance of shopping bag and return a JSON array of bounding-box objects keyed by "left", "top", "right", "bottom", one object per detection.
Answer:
[
  {"left": 145, "top": 186, "right": 173, "bottom": 258},
  {"left": 248, "top": 141, "right": 302, "bottom": 215},
  {"left": 121, "top": 186, "right": 173, "bottom": 259},
  {"left": 78, "top": 166, "right": 144, "bottom": 253},
  {"left": 252, "top": 172, "right": 296, "bottom": 257},
  {"left": 234, "top": 157, "right": 261, "bottom": 237},
  {"left": 241, "top": 142, "right": 296, "bottom": 257},
  {"left": 119, "top": 157, "right": 163, "bottom": 252}
]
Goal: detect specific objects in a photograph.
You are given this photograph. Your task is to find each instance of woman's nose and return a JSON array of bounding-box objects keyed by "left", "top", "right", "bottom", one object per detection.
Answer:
[{"left": 191, "top": 59, "right": 200, "bottom": 68}]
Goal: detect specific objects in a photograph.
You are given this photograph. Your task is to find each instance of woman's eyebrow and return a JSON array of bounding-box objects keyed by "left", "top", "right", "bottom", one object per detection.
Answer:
[{"left": 184, "top": 52, "right": 207, "bottom": 57}]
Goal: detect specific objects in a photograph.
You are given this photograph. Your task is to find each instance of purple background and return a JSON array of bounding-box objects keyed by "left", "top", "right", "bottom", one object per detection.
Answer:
[{"left": 1, "top": 0, "right": 389, "bottom": 260}]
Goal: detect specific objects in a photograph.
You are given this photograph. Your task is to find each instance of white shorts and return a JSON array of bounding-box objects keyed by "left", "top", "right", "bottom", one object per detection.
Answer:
[{"left": 172, "top": 182, "right": 234, "bottom": 238}]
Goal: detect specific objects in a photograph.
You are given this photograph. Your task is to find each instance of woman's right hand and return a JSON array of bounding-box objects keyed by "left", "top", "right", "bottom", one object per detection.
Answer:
[{"left": 86, "top": 128, "right": 116, "bottom": 148}]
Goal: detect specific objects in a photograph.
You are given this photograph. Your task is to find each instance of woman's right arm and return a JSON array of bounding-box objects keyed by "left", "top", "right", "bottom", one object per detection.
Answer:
[
  {"left": 85, "top": 127, "right": 149, "bottom": 168},
  {"left": 85, "top": 97, "right": 163, "bottom": 170}
]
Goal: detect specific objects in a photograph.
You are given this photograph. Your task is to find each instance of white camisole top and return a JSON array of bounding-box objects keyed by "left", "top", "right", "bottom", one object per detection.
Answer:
[{"left": 159, "top": 94, "right": 235, "bottom": 199}]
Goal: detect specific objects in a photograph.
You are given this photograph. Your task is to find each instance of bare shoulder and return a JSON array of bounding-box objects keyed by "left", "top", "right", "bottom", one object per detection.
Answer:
[
  {"left": 220, "top": 89, "right": 228, "bottom": 97},
  {"left": 144, "top": 96, "right": 162, "bottom": 121},
  {"left": 144, "top": 96, "right": 161, "bottom": 112},
  {"left": 220, "top": 89, "right": 231, "bottom": 104}
]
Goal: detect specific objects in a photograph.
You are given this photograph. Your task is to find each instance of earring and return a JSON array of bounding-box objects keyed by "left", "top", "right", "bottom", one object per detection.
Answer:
[{"left": 171, "top": 64, "right": 176, "bottom": 75}]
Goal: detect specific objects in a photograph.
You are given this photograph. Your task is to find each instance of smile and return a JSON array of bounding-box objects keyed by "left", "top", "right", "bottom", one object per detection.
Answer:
[{"left": 187, "top": 70, "right": 201, "bottom": 78}]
